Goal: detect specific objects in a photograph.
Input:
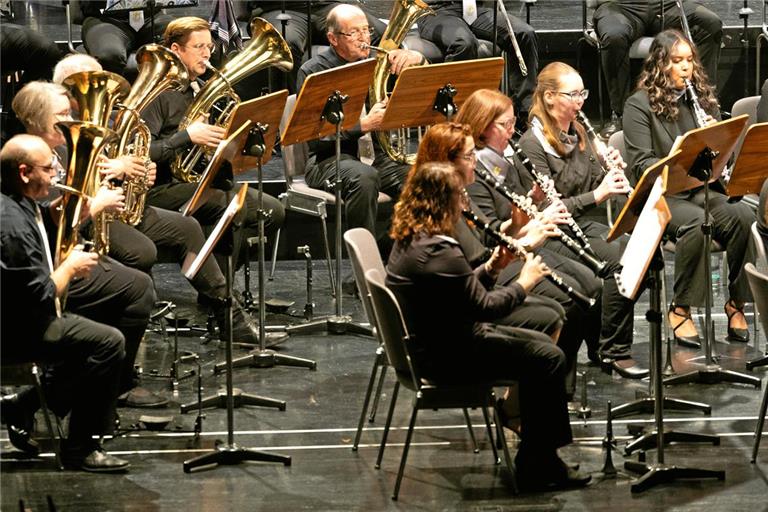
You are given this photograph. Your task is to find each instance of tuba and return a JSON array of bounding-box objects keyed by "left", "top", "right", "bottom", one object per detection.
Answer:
[
  {"left": 109, "top": 44, "right": 190, "bottom": 225},
  {"left": 171, "top": 17, "right": 293, "bottom": 183},
  {"left": 55, "top": 121, "right": 117, "bottom": 273},
  {"left": 62, "top": 71, "right": 130, "bottom": 254},
  {"left": 368, "top": 0, "right": 434, "bottom": 165}
]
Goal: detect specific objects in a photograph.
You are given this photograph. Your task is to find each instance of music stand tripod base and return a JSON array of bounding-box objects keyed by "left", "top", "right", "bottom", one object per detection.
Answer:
[
  {"left": 611, "top": 396, "right": 710, "bottom": 420},
  {"left": 222, "top": 349, "right": 317, "bottom": 372},
  {"left": 180, "top": 387, "right": 286, "bottom": 414},
  {"left": 286, "top": 315, "right": 373, "bottom": 336},
  {"left": 184, "top": 444, "right": 291, "bottom": 473},
  {"left": 624, "top": 428, "right": 720, "bottom": 455},
  {"left": 624, "top": 461, "right": 725, "bottom": 493},
  {"left": 664, "top": 365, "right": 762, "bottom": 388}
]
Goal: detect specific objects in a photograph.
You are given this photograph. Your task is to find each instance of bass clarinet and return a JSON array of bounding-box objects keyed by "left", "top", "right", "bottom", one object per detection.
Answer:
[
  {"left": 462, "top": 209, "right": 596, "bottom": 309},
  {"left": 474, "top": 160, "right": 608, "bottom": 278}
]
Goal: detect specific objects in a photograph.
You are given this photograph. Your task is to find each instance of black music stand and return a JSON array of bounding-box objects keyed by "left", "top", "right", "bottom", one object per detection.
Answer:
[
  {"left": 281, "top": 58, "right": 377, "bottom": 336},
  {"left": 611, "top": 170, "right": 725, "bottom": 492},
  {"left": 661, "top": 116, "right": 761, "bottom": 389},
  {"left": 608, "top": 153, "right": 716, "bottom": 456},
  {"left": 180, "top": 122, "right": 286, "bottom": 415},
  {"left": 182, "top": 127, "right": 290, "bottom": 473}
]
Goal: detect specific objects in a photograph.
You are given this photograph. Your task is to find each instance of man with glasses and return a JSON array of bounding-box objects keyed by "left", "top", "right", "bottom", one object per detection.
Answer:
[{"left": 296, "top": 3, "right": 425, "bottom": 250}]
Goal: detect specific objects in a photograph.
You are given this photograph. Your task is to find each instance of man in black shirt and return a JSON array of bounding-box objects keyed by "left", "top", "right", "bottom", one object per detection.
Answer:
[
  {"left": 142, "top": 16, "right": 285, "bottom": 272},
  {"left": 297, "top": 3, "right": 423, "bottom": 236},
  {"left": 1, "top": 134, "right": 129, "bottom": 472}
]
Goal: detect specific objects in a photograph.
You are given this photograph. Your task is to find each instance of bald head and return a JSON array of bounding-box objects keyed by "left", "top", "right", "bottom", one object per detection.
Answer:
[
  {"left": 326, "top": 3, "right": 371, "bottom": 63},
  {"left": 53, "top": 53, "right": 103, "bottom": 84},
  {"left": 1, "top": 134, "right": 55, "bottom": 197},
  {"left": 326, "top": 3, "right": 366, "bottom": 34}
]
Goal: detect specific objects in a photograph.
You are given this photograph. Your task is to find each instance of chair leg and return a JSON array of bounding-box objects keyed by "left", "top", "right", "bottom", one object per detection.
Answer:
[
  {"left": 319, "top": 215, "right": 336, "bottom": 297},
  {"left": 32, "top": 364, "right": 62, "bottom": 470},
  {"left": 368, "top": 363, "right": 388, "bottom": 423},
  {"left": 392, "top": 406, "right": 419, "bottom": 501},
  {"left": 462, "top": 408, "right": 479, "bottom": 454},
  {"left": 376, "top": 380, "right": 400, "bottom": 470},
  {"left": 494, "top": 406, "right": 517, "bottom": 493},
  {"left": 269, "top": 227, "right": 281, "bottom": 280},
  {"left": 752, "top": 376, "right": 768, "bottom": 463},
  {"left": 353, "top": 349, "right": 385, "bottom": 451},
  {"left": 481, "top": 405, "right": 500, "bottom": 465}
]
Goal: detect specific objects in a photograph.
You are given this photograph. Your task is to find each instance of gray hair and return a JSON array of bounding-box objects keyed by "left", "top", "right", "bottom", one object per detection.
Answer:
[
  {"left": 52, "top": 53, "right": 102, "bottom": 84},
  {"left": 11, "top": 81, "right": 69, "bottom": 136}
]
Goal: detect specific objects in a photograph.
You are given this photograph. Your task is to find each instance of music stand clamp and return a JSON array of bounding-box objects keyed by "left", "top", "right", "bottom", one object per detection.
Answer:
[{"left": 433, "top": 84, "right": 457, "bottom": 119}]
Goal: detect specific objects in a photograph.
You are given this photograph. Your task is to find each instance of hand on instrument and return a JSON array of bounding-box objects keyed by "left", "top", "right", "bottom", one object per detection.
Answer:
[
  {"left": 98, "top": 155, "right": 145, "bottom": 182},
  {"left": 187, "top": 114, "right": 226, "bottom": 148},
  {"left": 594, "top": 168, "right": 631, "bottom": 203},
  {"left": 63, "top": 246, "right": 99, "bottom": 278},
  {"left": 527, "top": 182, "right": 547, "bottom": 204},
  {"left": 360, "top": 98, "right": 388, "bottom": 132},
  {"left": 517, "top": 252, "right": 550, "bottom": 292},
  {"left": 486, "top": 244, "right": 516, "bottom": 275},
  {"left": 540, "top": 199, "right": 571, "bottom": 225},
  {"left": 90, "top": 185, "right": 125, "bottom": 216},
  {"left": 387, "top": 49, "right": 424, "bottom": 75},
  {"left": 146, "top": 161, "right": 157, "bottom": 187},
  {"left": 516, "top": 217, "right": 559, "bottom": 250},
  {"left": 603, "top": 146, "right": 627, "bottom": 171}
]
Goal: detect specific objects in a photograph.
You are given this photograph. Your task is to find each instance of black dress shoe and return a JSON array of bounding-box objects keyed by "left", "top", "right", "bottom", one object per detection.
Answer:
[
  {"left": 213, "top": 299, "right": 259, "bottom": 344},
  {"left": 516, "top": 456, "right": 591, "bottom": 491},
  {"left": 117, "top": 387, "right": 169, "bottom": 409},
  {"left": 1, "top": 393, "right": 40, "bottom": 455},
  {"left": 64, "top": 448, "right": 130, "bottom": 473},
  {"left": 725, "top": 300, "right": 750, "bottom": 343},
  {"left": 601, "top": 358, "right": 649, "bottom": 379}
]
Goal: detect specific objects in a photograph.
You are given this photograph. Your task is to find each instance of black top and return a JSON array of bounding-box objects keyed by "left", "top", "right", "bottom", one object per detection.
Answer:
[
  {"left": 518, "top": 122, "right": 602, "bottom": 219},
  {"left": 142, "top": 82, "right": 197, "bottom": 186},
  {"left": 386, "top": 233, "right": 526, "bottom": 375},
  {"left": 0, "top": 193, "right": 59, "bottom": 341},
  {"left": 296, "top": 45, "right": 365, "bottom": 163},
  {"left": 758, "top": 79, "right": 768, "bottom": 124},
  {"left": 246, "top": 1, "right": 336, "bottom": 17}
]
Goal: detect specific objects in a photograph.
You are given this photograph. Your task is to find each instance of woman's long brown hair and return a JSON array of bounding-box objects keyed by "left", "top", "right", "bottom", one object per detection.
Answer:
[
  {"left": 413, "top": 122, "right": 472, "bottom": 176},
  {"left": 454, "top": 89, "right": 512, "bottom": 149}
]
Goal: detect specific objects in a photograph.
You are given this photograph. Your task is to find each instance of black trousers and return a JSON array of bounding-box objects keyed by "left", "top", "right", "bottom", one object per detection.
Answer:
[
  {"left": 666, "top": 188, "right": 755, "bottom": 307},
  {"left": 146, "top": 182, "right": 285, "bottom": 270},
  {"left": 66, "top": 256, "right": 154, "bottom": 395},
  {"left": 245, "top": 3, "right": 387, "bottom": 95},
  {"left": 7, "top": 314, "right": 124, "bottom": 453},
  {"left": 305, "top": 152, "right": 409, "bottom": 235},
  {"left": 432, "top": 323, "right": 572, "bottom": 456},
  {"left": 110, "top": 206, "right": 227, "bottom": 299},
  {"left": 594, "top": 0, "right": 722, "bottom": 114},
  {"left": 81, "top": 14, "right": 174, "bottom": 75},
  {"left": 544, "top": 220, "right": 636, "bottom": 360},
  {"left": 758, "top": 179, "right": 768, "bottom": 252},
  {"left": 417, "top": 6, "right": 539, "bottom": 113}
]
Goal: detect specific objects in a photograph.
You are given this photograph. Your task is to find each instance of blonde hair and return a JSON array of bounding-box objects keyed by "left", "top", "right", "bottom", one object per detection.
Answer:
[
  {"left": 12, "top": 81, "right": 69, "bottom": 136},
  {"left": 53, "top": 53, "right": 102, "bottom": 84},
  {"left": 163, "top": 16, "right": 211, "bottom": 47}
]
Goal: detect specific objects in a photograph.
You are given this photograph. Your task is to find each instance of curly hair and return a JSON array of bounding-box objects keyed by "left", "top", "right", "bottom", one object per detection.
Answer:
[
  {"left": 413, "top": 122, "right": 472, "bottom": 178},
  {"left": 390, "top": 162, "right": 464, "bottom": 244},
  {"left": 454, "top": 89, "right": 512, "bottom": 149},
  {"left": 529, "top": 61, "right": 587, "bottom": 156},
  {"left": 636, "top": 29, "right": 719, "bottom": 121}
]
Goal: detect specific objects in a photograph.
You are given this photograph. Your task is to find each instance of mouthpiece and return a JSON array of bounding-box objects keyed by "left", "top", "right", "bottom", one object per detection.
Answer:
[{"left": 361, "top": 43, "right": 390, "bottom": 54}]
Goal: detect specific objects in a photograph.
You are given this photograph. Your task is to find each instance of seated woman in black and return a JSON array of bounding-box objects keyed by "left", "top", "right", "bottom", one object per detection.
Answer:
[
  {"left": 623, "top": 29, "right": 755, "bottom": 346},
  {"left": 385, "top": 161, "right": 590, "bottom": 491}
]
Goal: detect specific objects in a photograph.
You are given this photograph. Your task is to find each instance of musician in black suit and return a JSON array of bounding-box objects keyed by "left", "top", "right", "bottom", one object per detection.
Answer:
[
  {"left": 386, "top": 160, "right": 589, "bottom": 491},
  {"left": 623, "top": 30, "right": 754, "bottom": 347},
  {"left": 593, "top": 0, "right": 722, "bottom": 136}
]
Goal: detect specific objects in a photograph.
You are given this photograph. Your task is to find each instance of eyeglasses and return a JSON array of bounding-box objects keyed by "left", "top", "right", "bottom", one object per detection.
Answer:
[
  {"left": 25, "top": 163, "right": 56, "bottom": 173},
  {"left": 184, "top": 42, "right": 215, "bottom": 53},
  {"left": 493, "top": 118, "right": 516, "bottom": 130},
  {"left": 557, "top": 89, "right": 590, "bottom": 101},
  {"left": 460, "top": 149, "right": 477, "bottom": 162},
  {"left": 336, "top": 26, "right": 374, "bottom": 39}
]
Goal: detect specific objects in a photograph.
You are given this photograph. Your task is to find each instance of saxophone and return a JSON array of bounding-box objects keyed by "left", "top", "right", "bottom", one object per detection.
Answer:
[
  {"left": 368, "top": 0, "right": 434, "bottom": 165},
  {"left": 170, "top": 18, "right": 293, "bottom": 183},
  {"left": 109, "top": 44, "right": 190, "bottom": 225}
]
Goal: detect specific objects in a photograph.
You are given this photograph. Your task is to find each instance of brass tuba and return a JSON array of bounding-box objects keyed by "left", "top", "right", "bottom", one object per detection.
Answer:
[
  {"left": 62, "top": 71, "right": 130, "bottom": 254},
  {"left": 55, "top": 121, "right": 117, "bottom": 272},
  {"left": 170, "top": 17, "right": 293, "bottom": 183},
  {"left": 368, "top": 0, "right": 434, "bottom": 165},
  {"left": 109, "top": 44, "right": 190, "bottom": 225}
]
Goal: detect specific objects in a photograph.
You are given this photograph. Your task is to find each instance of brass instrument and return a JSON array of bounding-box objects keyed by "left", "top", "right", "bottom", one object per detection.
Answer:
[
  {"left": 576, "top": 110, "right": 634, "bottom": 196},
  {"left": 109, "top": 44, "right": 190, "bottom": 225},
  {"left": 495, "top": 0, "right": 527, "bottom": 76},
  {"left": 62, "top": 71, "right": 130, "bottom": 254},
  {"left": 462, "top": 208, "right": 595, "bottom": 309},
  {"left": 171, "top": 17, "right": 293, "bottom": 182},
  {"left": 55, "top": 121, "right": 117, "bottom": 275},
  {"left": 474, "top": 159, "right": 608, "bottom": 277},
  {"left": 368, "top": 0, "right": 434, "bottom": 164}
]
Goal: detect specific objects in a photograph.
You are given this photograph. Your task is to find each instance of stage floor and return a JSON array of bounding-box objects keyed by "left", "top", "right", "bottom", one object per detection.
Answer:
[{"left": 2, "top": 256, "right": 767, "bottom": 511}]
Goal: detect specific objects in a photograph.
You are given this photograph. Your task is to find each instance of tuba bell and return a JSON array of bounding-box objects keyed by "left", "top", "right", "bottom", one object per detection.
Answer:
[
  {"left": 109, "top": 44, "right": 190, "bottom": 225},
  {"left": 170, "top": 17, "right": 293, "bottom": 183},
  {"left": 369, "top": 0, "right": 434, "bottom": 165},
  {"left": 55, "top": 121, "right": 117, "bottom": 274}
]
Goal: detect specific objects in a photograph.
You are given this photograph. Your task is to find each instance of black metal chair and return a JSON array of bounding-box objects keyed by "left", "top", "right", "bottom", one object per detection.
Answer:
[
  {"left": 745, "top": 263, "right": 768, "bottom": 462},
  {"left": 364, "top": 268, "right": 515, "bottom": 500}
]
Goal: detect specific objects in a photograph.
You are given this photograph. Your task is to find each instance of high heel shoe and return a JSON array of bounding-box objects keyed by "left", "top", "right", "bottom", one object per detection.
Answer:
[
  {"left": 724, "top": 299, "right": 749, "bottom": 343},
  {"left": 669, "top": 306, "right": 701, "bottom": 349}
]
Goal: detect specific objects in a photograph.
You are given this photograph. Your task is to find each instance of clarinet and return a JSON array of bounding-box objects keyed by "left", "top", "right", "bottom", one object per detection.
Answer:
[
  {"left": 576, "top": 110, "right": 634, "bottom": 196},
  {"left": 506, "top": 139, "right": 600, "bottom": 261},
  {"left": 474, "top": 161, "right": 608, "bottom": 278},
  {"left": 462, "top": 209, "right": 596, "bottom": 310},
  {"left": 684, "top": 78, "right": 733, "bottom": 184}
]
